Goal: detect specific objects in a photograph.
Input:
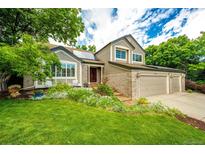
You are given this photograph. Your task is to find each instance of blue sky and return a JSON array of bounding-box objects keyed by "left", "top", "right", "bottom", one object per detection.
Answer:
[{"left": 74, "top": 8, "right": 205, "bottom": 49}]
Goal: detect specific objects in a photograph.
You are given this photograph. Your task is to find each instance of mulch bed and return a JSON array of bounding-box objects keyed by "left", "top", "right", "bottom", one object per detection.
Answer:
[{"left": 176, "top": 115, "right": 205, "bottom": 131}]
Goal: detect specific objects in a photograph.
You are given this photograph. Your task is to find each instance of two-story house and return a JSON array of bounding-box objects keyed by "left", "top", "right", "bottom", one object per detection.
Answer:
[{"left": 23, "top": 34, "right": 185, "bottom": 99}]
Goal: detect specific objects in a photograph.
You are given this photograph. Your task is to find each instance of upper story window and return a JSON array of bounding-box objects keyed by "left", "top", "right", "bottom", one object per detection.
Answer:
[
  {"left": 115, "top": 48, "right": 127, "bottom": 61},
  {"left": 132, "top": 53, "right": 142, "bottom": 62},
  {"left": 52, "top": 62, "right": 76, "bottom": 78}
]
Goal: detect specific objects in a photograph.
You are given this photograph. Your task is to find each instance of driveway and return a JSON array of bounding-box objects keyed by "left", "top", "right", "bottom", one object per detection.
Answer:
[{"left": 147, "top": 92, "right": 205, "bottom": 122}]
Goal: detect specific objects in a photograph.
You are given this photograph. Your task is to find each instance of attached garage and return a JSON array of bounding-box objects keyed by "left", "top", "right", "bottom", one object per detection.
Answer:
[
  {"left": 108, "top": 61, "right": 186, "bottom": 99},
  {"left": 139, "top": 75, "right": 167, "bottom": 97},
  {"left": 135, "top": 71, "right": 184, "bottom": 98},
  {"left": 170, "top": 75, "right": 181, "bottom": 93}
]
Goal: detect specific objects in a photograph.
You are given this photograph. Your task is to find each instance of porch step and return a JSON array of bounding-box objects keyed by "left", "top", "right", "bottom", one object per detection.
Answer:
[
  {"left": 114, "top": 92, "right": 123, "bottom": 96},
  {"left": 117, "top": 96, "right": 131, "bottom": 101},
  {"left": 113, "top": 91, "right": 134, "bottom": 105}
]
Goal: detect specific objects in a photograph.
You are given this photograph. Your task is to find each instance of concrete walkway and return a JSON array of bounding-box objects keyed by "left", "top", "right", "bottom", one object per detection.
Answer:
[{"left": 147, "top": 92, "right": 205, "bottom": 122}]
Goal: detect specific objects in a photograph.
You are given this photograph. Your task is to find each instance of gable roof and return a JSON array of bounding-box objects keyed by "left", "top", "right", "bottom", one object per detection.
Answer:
[
  {"left": 109, "top": 61, "right": 185, "bottom": 73},
  {"left": 95, "top": 34, "right": 145, "bottom": 55},
  {"left": 126, "top": 34, "right": 146, "bottom": 53},
  {"left": 49, "top": 44, "right": 104, "bottom": 65}
]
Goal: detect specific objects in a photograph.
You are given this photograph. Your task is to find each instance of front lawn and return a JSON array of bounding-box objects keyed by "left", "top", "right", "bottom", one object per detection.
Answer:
[{"left": 0, "top": 99, "right": 205, "bottom": 144}]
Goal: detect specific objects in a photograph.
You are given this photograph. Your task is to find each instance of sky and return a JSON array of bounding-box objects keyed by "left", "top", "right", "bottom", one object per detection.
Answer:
[{"left": 75, "top": 8, "right": 205, "bottom": 50}]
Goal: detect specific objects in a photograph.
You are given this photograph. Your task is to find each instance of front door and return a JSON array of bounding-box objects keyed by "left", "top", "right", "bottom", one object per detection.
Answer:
[{"left": 90, "top": 68, "right": 97, "bottom": 82}]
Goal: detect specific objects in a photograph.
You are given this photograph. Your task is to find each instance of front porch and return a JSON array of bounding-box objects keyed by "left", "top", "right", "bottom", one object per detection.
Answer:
[{"left": 82, "top": 63, "right": 104, "bottom": 87}]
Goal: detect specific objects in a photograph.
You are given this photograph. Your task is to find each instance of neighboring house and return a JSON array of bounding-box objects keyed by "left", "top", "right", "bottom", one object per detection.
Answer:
[{"left": 24, "top": 34, "right": 185, "bottom": 99}]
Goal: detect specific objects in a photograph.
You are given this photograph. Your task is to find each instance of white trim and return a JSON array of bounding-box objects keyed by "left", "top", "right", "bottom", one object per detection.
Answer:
[
  {"left": 53, "top": 60, "right": 77, "bottom": 80},
  {"left": 136, "top": 73, "right": 168, "bottom": 77},
  {"left": 34, "top": 79, "right": 53, "bottom": 89},
  {"left": 179, "top": 75, "right": 182, "bottom": 92},
  {"left": 79, "top": 63, "right": 82, "bottom": 85},
  {"left": 87, "top": 65, "right": 90, "bottom": 84},
  {"left": 84, "top": 63, "right": 104, "bottom": 68},
  {"left": 114, "top": 46, "right": 128, "bottom": 61},
  {"left": 166, "top": 73, "right": 170, "bottom": 94},
  {"left": 100, "top": 66, "right": 103, "bottom": 84},
  {"left": 132, "top": 52, "right": 143, "bottom": 64},
  {"left": 54, "top": 50, "right": 81, "bottom": 63},
  {"left": 114, "top": 45, "right": 130, "bottom": 50},
  {"left": 110, "top": 44, "right": 112, "bottom": 61}
]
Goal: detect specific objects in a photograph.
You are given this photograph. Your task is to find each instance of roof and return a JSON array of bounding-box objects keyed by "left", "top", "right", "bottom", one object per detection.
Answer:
[
  {"left": 95, "top": 34, "right": 145, "bottom": 55},
  {"left": 109, "top": 61, "right": 185, "bottom": 73},
  {"left": 48, "top": 44, "right": 104, "bottom": 65},
  {"left": 82, "top": 59, "right": 104, "bottom": 65}
]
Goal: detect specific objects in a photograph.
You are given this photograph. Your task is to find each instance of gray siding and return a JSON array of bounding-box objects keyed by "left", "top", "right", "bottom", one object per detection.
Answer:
[
  {"left": 55, "top": 50, "right": 81, "bottom": 84},
  {"left": 82, "top": 64, "right": 88, "bottom": 85}
]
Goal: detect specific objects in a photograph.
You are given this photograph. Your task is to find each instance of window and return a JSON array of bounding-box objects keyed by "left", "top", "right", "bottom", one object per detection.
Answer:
[
  {"left": 52, "top": 62, "right": 76, "bottom": 78},
  {"left": 133, "top": 53, "right": 142, "bottom": 62},
  {"left": 67, "top": 63, "right": 75, "bottom": 77},
  {"left": 62, "top": 64, "right": 66, "bottom": 77},
  {"left": 115, "top": 49, "right": 126, "bottom": 60}
]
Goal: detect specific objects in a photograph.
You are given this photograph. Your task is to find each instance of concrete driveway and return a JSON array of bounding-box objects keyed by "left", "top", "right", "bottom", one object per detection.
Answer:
[{"left": 147, "top": 92, "right": 205, "bottom": 122}]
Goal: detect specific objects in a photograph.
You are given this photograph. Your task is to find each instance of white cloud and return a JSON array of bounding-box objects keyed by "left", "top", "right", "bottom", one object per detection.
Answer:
[
  {"left": 79, "top": 8, "right": 178, "bottom": 49},
  {"left": 50, "top": 9, "right": 205, "bottom": 49},
  {"left": 146, "top": 9, "right": 205, "bottom": 46},
  {"left": 80, "top": 8, "right": 148, "bottom": 49},
  {"left": 180, "top": 9, "right": 205, "bottom": 39}
]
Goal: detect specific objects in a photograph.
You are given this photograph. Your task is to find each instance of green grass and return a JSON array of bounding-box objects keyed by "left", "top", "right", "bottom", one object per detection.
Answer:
[{"left": 0, "top": 99, "right": 205, "bottom": 144}]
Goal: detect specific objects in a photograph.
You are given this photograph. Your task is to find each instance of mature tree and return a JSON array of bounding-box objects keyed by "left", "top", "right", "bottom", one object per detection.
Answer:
[
  {"left": 0, "top": 8, "right": 84, "bottom": 45},
  {"left": 76, "top": 44, "right": 96, "bottom": 52},
  {"left": 145, "top": 34, "right": 205, "bottom": 81},
  {"left": 0, "top": 35, "right": 60, "bottom": 91},
  {"left": 187, "top": 32, "right": 205, "bottom": 80}
]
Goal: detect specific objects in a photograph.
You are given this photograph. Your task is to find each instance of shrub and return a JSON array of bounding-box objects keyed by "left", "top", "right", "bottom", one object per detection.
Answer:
[
  {"left": 135, "top": 97, "right": 150, "bottom": 105},
  {"left": 197, "top": 84, "right": 205, "bottom": 93},
  {"left": 47, "top": 83, "right": 72, "bottom": 95},
  {"left": 45, "top": 92, "right": 68, "bottom": 99},
  {"left": 67, "top": 88, "right": 94, "bottom": 101},
  {"left": 196, "top": 80, "right": 205, "bottom": 85},
  {"left": 66, "top": 87, "right": 126, "bottom": 112},
  {"left": 128, "top": 101, "right": 183, "bottom": 117},
  {"left": 150, "top": 102, "right": 184, "bottom": 117},
  {"left": 150, "top": 102, "right": 166, "bottom": 113},
  {"left": 128, "top": 104, "right": 151, "bottom": 114},
  {"left": 95, "top": 96, "right": 126, "bottom": 112},
  {"left": 94, "top": 84, "right": 114, "bottom": 96},
  {"left": 186, "top": 79, "right": 205, "bottom": 94},
  {"left": 186, "top": 89, "right": 192, "bottom": 93},
  {"left": 185, "top": 79, "right": 198, "bottom": 90},
  {"left": 166, "top": 107, "right": 184, "bottom": 117}
]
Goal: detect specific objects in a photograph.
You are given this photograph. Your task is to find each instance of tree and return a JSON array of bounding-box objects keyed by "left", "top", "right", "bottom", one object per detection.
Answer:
[
  {"left": 145, "top": 34, "right": 205, "bottom": 81},
  {"left": 0, "top": 8, "right": 84, "bottom": 45},
  {"left": 76, "top": 44, "right": 96, "bottom": 52},
  {"left": 0, "top": 35, "right": 60, "bottom": 91}
]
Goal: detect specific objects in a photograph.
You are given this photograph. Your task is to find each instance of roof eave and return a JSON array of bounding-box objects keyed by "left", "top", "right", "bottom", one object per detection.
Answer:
[
  {"left": 109, "top": 61, "right": 185, "bottom": 73},
  {"left": 51, "top": 46, "right": 83, "bottom": 62}
]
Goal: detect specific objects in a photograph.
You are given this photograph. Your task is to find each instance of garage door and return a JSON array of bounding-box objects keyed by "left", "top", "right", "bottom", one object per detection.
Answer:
[
  {"left": 171, "top": 76, "right": 180, "bottom": 93},
  {"left": 139, "top": 76, "right": 167, "bottom": 97}
]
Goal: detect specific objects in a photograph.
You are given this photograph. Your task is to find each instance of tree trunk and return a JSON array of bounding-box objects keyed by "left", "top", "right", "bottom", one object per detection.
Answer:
[{"left": 0, "top": 72, "right": 11, "bottom": 91}]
